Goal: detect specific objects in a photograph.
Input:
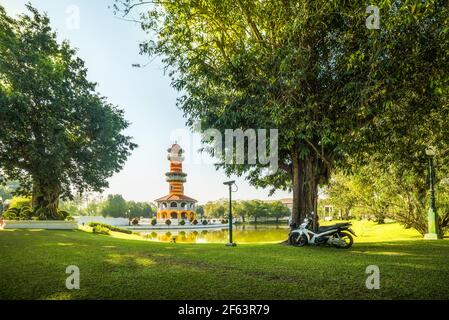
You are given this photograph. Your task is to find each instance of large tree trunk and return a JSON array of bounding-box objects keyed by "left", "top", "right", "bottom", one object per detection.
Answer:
[
  {"left": 291, "top": 152, "right": 321, "bottom": 231},
  {"left": 32, "top": 178, "right": 60, "bottom": 220},
  {"left": 291, "top": 152, "right": 301, "bottom": 227}
]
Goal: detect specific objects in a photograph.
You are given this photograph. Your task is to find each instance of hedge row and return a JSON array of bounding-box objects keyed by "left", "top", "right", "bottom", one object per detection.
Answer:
[{"left": 87, "top": 222, "right": 132, "bottom": 234}]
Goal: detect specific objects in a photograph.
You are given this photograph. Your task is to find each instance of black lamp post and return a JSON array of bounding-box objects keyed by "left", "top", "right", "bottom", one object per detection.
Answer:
[
  {"left": 223, "top": 180, "right": 237, "bottom": 247},
  {"left": 424, "top": 146, "right": 441, "bottom": 240}
]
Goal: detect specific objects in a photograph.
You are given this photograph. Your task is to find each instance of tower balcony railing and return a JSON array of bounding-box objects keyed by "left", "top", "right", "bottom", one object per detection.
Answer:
[{"left": 165, "top": 172, "right": 187, "bottom": 182}]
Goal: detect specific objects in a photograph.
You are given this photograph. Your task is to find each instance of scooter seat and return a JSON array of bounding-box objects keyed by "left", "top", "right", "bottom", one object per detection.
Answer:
[{"left": 318, "top": 223, "right": 350, "bottom": 233}]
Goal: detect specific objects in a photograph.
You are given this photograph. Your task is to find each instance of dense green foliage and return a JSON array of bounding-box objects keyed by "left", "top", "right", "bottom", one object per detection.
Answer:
[
  {"left": 126, "top": 200, "right": 154, "bottom": 219},
  {"left": 100, "top": 195, "right": 154, "bottom": 218},
  {"left": 204, "top": 199, "right": 290, "bottom": 223},
  {"left": 323, "top": 162, "right": 449, "bottom": 235},
  {"left": 87, "top": 222, "right": 132, "bottom": 234},
  {"left": 59, "top": 194, "right": 155, "bottom": 218},
  {"left": 1, "top": 196, "right": 71, "bottom": 220},
  {"left": 0, "top": 5, "right": 136, "bottom": 219},
  {"left": 101, "top": 194, "right": 128, "bottom": 218},
  {"left": 92, "top": 225, "right": 110, "bottom": 235},
  {"left": 7, "top": 196, "right": 31, "bottom": 209},
  {"left": 115, "top": 0, "right": 449, "bottom": 229},
  {"left": 195, "top": 205, "right": 205, "bottom": 219},
  {"left": 0, "top": 182, "right": 17, "bottom": 203},
  {"left": 2, "top": 205, "right": 70, "bottom": 221},
  {"left": 0, "top": 228, "right": 448, "bottom": 299}
]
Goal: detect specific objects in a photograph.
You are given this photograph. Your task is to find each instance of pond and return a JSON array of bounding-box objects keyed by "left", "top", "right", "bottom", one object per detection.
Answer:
[{"left": 138, "top": 224, "right": 289, "bottom": 244}]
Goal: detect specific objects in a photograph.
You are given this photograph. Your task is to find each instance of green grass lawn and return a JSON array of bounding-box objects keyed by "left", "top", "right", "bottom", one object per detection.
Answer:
[{"left": 0, "top": 223, "right": 448, "bottom": 300}]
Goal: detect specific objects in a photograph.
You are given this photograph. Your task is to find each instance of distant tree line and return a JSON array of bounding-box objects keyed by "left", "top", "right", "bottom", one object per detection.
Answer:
[
  {"left": 59, "top": 194, "right": 156, "bottom": 220},
  {"left": 203, "top": 199, "right": 290, "bottom": 223}
]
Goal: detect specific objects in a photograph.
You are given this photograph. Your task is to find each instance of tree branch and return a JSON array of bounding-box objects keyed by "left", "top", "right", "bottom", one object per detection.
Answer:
[{"left": 304, "top": 139, "right": 331, "bottom": 169}]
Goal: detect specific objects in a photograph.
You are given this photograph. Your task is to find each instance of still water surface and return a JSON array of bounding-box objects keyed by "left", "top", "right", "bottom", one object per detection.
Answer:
[{"left": 139, "top": 224, "right": 289, "bottom": 244}]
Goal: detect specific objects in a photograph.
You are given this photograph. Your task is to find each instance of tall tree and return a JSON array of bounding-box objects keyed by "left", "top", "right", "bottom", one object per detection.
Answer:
[
  {"left": 195, "top": 205, "right": 205, "bottom": 220},
  {"left": 101, "top": 194, "right": 128, "bottom": 218},
  {"left": 0, "top": 5, "right": 136, "bottom": 219},
  {"left": 128, "top": 201, "right": 155, "bottom": 219},
  {"left": 326, "top": 162, "right": 449, "bottom": 235},
  {"left": 204, "top": 200, "right": 227, "bottom": 218},
  {"left": 115, "top": 0, "right": 448, "bottom": 228},
  {"left": 267, "top": 201, "right": 291, "bottom": 223}
]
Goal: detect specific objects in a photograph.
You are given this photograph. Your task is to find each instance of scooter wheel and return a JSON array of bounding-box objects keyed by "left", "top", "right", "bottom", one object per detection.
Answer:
[
  {"left": 332, "top": 232, "right": 353, "bottom": 249},
  {"left": 289, "top": 233, "right": 308, "bottom": 247}
]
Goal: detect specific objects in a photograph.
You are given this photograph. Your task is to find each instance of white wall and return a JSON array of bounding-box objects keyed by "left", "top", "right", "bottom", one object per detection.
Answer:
[{"left": 75, "top": 216, "right": 129, "bottom": 226}]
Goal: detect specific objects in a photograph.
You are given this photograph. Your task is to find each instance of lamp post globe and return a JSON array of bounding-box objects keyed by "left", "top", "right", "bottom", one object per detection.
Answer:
[{"left": 425, "top": 146, "right": 436, "bottom": 157}]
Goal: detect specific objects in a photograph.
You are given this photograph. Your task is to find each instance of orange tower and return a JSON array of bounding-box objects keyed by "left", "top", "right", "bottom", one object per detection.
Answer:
[{"left": 155, "top": 144, "right": 197, "bottom": 222}]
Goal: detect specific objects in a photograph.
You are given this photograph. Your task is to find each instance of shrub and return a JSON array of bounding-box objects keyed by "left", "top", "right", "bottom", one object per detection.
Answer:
[
  {"left": 221, "top": 219, "right": 228, "bottom": 224},
  {"left": 1, "top": 206, "right": 75, "bottom": 221},
  {"left": 106, "top": 225, "right": 132, "bottom": 234},
  {"left": 2, "top": 209, "right": 18, "bottom": 220},
  {"left": 2, "top": 207, "right": 32, "bottom": 220},
  {"left": 165, "top": 219, "right": 172, "bottom": 226},
  {"left": 179, "top": 219, "right": 185, "bottom": 225},
  {"left": 87, "top": 222, "right": 132, "bottom": 234},
  {"left": 6, "top": 207, "right": 20, "bottom": 214},
  {"left": 9, "top": 197, "right": 31, "bottom": 209},
  {"left": 151, "top": 218, "right": 157, "bottom": 226},
  {"left": 202, "top": 220, "right": 208, "bottom": 225},
  {"left": 35, "top": 207, "right": 50, "bottom": 220},
  {"left": 192, "top": 219, "right": 198, "bottom": 225},
  {"left": 57, "top": 210, "right": 71, "bottom": 220},
  {"left": 92, "top": 225, "right": 110, "bottom": 235},
  {"left": 19, "top": 206, "right": 33, "bottom": 220},
  {"left": 132, "top": 218, "right": 139, "bottom": 225}
]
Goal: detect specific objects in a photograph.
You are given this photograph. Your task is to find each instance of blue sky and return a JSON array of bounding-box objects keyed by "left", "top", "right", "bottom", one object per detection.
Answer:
[{"left": 2, "top": 0, "right": 292, "bottom": 203}]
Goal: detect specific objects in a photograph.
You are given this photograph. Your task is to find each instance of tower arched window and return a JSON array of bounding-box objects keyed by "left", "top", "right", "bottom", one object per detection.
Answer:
[
  {"left": 181, "top": 202, "right": 186, "bottom": 208},
  {"left": 170, "top": 202, "right": 177, "bottom": 208}
]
